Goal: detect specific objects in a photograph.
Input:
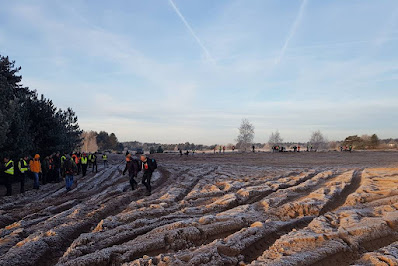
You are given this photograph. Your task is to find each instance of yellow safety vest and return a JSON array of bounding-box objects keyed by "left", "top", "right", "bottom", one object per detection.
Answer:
[
  {"left": 5, "top": 160, "right": 14, "bottom": 175},
  {"left": 81, "top": 157, "right": 88, "bottom": 164},
  {"left": 102, "top": 155, "right": 108, "bottom": 161},
  {"left": 18, "top": 160, "right": 28, "bottom": 173},
  {"left": 61, "top": 156, "right": 66, "bottom": 163}
]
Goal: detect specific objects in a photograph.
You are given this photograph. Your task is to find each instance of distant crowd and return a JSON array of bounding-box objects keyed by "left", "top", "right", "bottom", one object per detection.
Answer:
[{"left": 1, "top": 152, "right": 108, "bottom": 196}]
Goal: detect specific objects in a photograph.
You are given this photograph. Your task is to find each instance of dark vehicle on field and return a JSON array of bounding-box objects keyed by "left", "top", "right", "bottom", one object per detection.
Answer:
[{"left": 135, "top": 148, "right": 144, "bottom": 155}]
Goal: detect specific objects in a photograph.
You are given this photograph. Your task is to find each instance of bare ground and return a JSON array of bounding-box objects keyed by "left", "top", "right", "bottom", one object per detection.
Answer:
[{"left": 1, "top": 151, "right": 398, "bottom": 266}]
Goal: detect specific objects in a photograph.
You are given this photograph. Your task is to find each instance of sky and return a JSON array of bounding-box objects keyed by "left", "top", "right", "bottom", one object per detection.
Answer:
[{"left": 1, "top": 0, "right": 398, "bottom": 145}]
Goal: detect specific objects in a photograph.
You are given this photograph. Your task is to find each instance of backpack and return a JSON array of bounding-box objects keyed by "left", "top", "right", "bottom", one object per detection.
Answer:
[
  {"left": 64, "top": 160, "right": 76, "bottom": 175},
  {"left": 151, "top": 159, "right": 157, "bottom": 170}
]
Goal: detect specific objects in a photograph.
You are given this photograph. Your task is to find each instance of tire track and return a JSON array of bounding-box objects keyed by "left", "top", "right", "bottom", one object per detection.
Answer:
[{"left": 319, "top": 169, "right": 363, "bottom": 215}]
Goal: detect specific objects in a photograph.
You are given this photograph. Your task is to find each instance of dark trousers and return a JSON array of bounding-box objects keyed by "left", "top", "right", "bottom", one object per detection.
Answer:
[
  {"left": 82, "top": 164, "right": 88, "bottom": 176},
  {"left": 54, "top": 168, "right": 61, "bottom": 182},
  {"left": 42, "top": 171, "right": 48, "bottom": 185},
  {"left": 92, "top": 161, "right": 97, "bottom": 172},
  {"left": 129, "top": 172, "right": 137, "bottom": 190},
  {"left": 2, "top": 174, "right": 12, "bottom": 196},
  {"left": 77, "top": 163, "right": 81, "bottom": 175},
  {"left": 142, "top": 171, "right": 153, "bottom": 192},
  {"left": 48, "top": 169, "right": 54, "bottom": 183},
  {"left": 20, "top": 172, "right": 27, "bottom": 193},
  {"left": 103, "top": 160, "right": 108, "bottom": 168}
]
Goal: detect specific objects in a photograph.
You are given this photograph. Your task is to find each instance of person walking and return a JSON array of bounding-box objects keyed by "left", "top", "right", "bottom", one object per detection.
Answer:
[
  {"left": 219, "top": 146, "right": 222, "bottom": 154},
  {"left": 140, "top": 155, "right": 157, "bottom": 196},
  {"left": 252, "top": 145, "right": 255, "bottom": 153},
  {"left": 18, "top": 155, "right": 29, "bottom": 193},
  {"left": 123, "top": 154, "right": 141, "bottom": 190},
  {"left": 91, "top": 153, "right": 97, "bottom": 173},
  {"left": 81, "top": 153, "right": 88, "bottom": 176},
  {"left": 29, "top": 154, "right": 41, "bottom": 189},
  {"left": 62, "top": 155, "right": 77, "bottom": 191},
  {"left": 2, "top": 155, "right": 14, "bottom": 196},
  {"left": 223, "top": 146, "right": 226, "bottom": 154},
  {"left": 102, "top": 153, "right": 108, "bottom": 168}
]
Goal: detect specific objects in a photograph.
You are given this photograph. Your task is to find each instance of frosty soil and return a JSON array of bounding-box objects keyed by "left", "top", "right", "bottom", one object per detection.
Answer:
[{"left": 1, "top": 152, "right": 398, "bottom": 265}]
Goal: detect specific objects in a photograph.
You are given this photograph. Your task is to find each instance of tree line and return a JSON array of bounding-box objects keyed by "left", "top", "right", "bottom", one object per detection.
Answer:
[
  {"left": 0, "top": 55, "right": 81, "bottom": 159},
  {"left": 236, "top": 118, "right": 388, "bottom": 151}
]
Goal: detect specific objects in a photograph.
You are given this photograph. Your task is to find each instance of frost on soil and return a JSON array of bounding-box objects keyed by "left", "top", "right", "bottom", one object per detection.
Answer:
[{"left": 1, "top": 152, "right": 398, "bottom": 265}]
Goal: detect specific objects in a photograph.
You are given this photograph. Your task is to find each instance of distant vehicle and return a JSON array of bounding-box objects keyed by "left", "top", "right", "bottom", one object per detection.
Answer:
[{"left": 135, "top": 148, "right": 144, "bottom": 155}]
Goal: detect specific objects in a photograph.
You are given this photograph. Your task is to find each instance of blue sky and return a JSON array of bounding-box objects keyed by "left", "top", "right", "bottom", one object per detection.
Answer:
[{"left": 1, "top": 0, "right": 398, "bottom": 145}]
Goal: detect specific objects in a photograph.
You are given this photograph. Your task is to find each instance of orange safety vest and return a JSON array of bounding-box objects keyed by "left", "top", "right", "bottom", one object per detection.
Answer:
[{"left": 72, "top": 154, "right": 79, "bottom": 164}]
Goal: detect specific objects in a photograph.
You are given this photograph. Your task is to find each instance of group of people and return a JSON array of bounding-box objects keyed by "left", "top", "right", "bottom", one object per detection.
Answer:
[
  {"left": 340, "top": 145, "right": 353, "bottom": 152},
  {"left": 123, "top": 154, "right": 157, "bottom": 196},
  {"left": 1, "top": 152, "right": 109, "bottom": 195},
  {"left": 213, "top": 146, "right": 236, "bottom": 154}
]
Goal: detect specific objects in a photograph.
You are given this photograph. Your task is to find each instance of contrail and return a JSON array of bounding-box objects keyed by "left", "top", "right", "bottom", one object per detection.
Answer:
[
  {"left": 275, "top": 0, "right": 308, "bottom": 64},
  {"left": 168, "top": 0, "right": 215, "bottom": 63}
]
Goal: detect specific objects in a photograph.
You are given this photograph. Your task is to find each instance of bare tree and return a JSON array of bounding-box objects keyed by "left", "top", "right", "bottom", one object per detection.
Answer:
[
  {"left": 309, "top": 130, "right": 328, "bottom": 150},
  {"left": 268, "top": 130, "right": 283, "bottom": 146},
  {"left": 81, "top": 131, "right": 98, "bottom": 153},
  {"left": 236, "top": 118, "right": 255, "bottom": 151}
]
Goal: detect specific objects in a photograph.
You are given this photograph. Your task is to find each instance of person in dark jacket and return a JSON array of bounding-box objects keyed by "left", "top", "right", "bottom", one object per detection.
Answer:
[
  {"left": 62, "top": 155, "right": 77, "bottom": 191},
  {"left": 123, "top": 154, "right": 141, "bottom": 190},
  {"left": 140, "top": 155, "right": 156, "bottom": 196},
  {"left": 53, "top": 152, "right": 61, "bottom": 182}
]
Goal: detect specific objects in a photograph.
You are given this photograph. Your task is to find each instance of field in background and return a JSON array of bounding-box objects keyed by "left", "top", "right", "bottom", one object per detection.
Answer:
[{"left": 1, "top": 151, "right": 398, "bottom": 265}]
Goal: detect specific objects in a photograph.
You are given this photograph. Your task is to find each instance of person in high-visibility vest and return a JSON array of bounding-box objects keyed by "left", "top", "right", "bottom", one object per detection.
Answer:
[
  {"left": 18, "top": 155, "right": 29, "bottom": 193},
  {"left": 102, "top": 154, "right": 108, "bottom": 168},
  {"left": 88, "top": 153, "right": 92, "bottom": 168},
  {"left": 80, "top": 153, "right": 88, "bottom": 176},
  {"left": 91, "top": 153, "right": 97, "bottom": 173},
  {"left": 2, "top": 156, "right": 14, "bottom": 196}
]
